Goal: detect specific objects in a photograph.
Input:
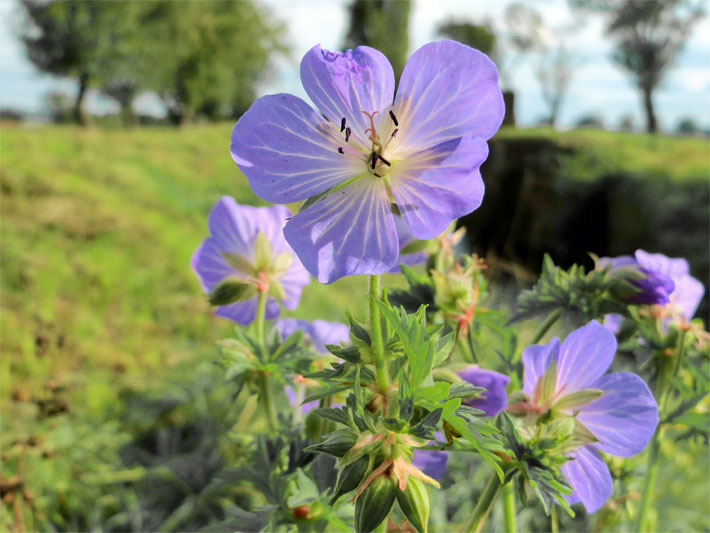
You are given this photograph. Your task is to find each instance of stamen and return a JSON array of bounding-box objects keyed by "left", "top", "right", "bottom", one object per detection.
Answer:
[
  {"left": 378, "top": 154, "right": 391, "bottom": 167},
  {"left": 345, "top": 127, "right": 351, "bottom": 142},
  {"left": 374, "top": 173, "right": 382, "bottom": 178},
  {"left": 340, "top": 117, "right": 346, "bottom": 132},
  {"left": 370, "top": 152, "right": 378, "bottom": 169},
  {"left": 391, "top": 129, "right": 398, "bottom": 138},
  {"left": 338, "top": 147, "right": 344, "bottom": 154},
  {"left": 389, "top": 110, "right": 399, "bottom": 126}
]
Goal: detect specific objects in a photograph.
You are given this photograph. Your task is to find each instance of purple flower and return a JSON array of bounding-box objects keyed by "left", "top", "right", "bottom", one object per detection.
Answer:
[
  {"left": 411, "top": 432, "right": 449, "bottom": 480},
  {"left": 521, "top": 321, "right": 658, "bottom": 513},
  {"left": 285, "top": 383, "right": 319, "bottom": 415},
  {"left": 191, "top": 197, "right": 310, "bottom": 325},
  {"left": 599, "top": 251, "right": 675, "bottom": 305},
  {"left": 601, "top": 250, "right": 705, "bottom": 332},
  {"left": 458, "top": 366, "right": 510, "bottom": 417},
  {"left": 230, "top": 41, "right": 504, "bottom": 283},
  {"left": 275, "top": 318, "right": 349, "bottom": 353}
]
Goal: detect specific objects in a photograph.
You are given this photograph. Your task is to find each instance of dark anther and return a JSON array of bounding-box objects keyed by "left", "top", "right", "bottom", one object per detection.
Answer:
[
  {"left": 391, "top": 128, "right": 399, "bottom": 138},
  {"left": 378, "top": 154, "right": 391, "bottom": 167},
  {"left": 374, "top": 173, "right": 382, "bottom": 178},
  {"left": 338, "top": 147, "right": 344, "bottom": 154},
  {"left": 345, "top": 127, "right": 351, "bottom": 142},
  {"left": 389, "top": 110, "right": 399, "bottom": 126},
  {"left": 370, "top": 152, "right": 378, "bottom": 169},
  {"left": 340, "top": 117, "right": 346, "bottom": 132}
]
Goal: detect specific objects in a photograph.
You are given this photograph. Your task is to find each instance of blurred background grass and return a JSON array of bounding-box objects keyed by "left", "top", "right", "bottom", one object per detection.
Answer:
[{"left": 1, "top": 0, "right": 709, "bottom": 530}]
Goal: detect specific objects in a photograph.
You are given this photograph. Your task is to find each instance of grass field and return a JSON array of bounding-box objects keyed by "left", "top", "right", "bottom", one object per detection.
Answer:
[{"left": 1, "top": 123, "right": 708, "bottom": 530}]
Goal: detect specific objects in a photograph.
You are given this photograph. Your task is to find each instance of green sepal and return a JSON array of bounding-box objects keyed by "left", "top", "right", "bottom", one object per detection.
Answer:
[
  {"left": 396, "top": 477, "right": 430, "bottom": 533},
  {"left": 305, "top": 429, "right": 357, "bottom": 458},
  {"left": 208, "top": 277, "right": 255, "bottom": 305},
  {"left": 253, "top": 230, "right": 273, "bottom": 271},
  {"left": 330, "top": 455, "right": 369, "bottom": 504},
  {"left": 355, "top": 475, "right": 396, "bottom": 533},
  {"left": 552, "top": 389, "right": 603, "bottom": 412}
]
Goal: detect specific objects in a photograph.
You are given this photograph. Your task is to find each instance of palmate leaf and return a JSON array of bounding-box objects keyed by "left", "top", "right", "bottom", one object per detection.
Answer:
[
  {"left": 375, "top": 300, "right": 434, "bottom": 388},
  {"left": 388, "top": 264, "right": 437, "bottom": 314}
]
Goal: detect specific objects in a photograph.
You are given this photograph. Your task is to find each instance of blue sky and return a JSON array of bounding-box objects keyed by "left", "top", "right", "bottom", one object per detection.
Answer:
[{"left": 1, "top": 0, "right": 708, "bottom": 130}]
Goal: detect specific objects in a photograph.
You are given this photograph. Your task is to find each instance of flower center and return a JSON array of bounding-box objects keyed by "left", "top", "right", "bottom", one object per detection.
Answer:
[{"left": 335, "top": 109, "right": 399, "bottom": 179}]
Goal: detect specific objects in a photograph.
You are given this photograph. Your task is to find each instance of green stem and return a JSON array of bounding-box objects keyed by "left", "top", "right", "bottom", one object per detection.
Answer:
[
  {"left": 550, "top": 506, "right": 559, "bottom": 533},
  {"left": 465, "top": 472, "right": 502, "bottom": 533},
  {"left": 369, "top": 275, "right": 389, "bottom": 393},
  {"left": 457, "top": 334, "right": 475, "bottom": 363},
  {"left": 634, "top": 329, "right": 687, "bottom": 531},
  {"left": 255, "top": 289, "right": 277, "bottom": 431},
  {"left": 502, "top": 482, "right": 517, "bottom": 533},
  {"left": 531, "top": 308, "right": 561, "bottom": 345},
  {"left": 634, "top": 426, "right": 660, "bottom": 533}
]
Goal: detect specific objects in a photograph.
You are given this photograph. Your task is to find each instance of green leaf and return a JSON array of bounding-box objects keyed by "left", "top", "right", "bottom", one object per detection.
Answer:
[{"left": 312, "top": 407, "right": 349, "bottom": 426}]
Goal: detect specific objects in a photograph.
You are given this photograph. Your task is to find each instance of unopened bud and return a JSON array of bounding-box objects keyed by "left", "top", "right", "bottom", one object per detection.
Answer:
[
  {"left": 355, "top": 475, "right": 396, "bottom": 533},
  {"left": 396, "top": 476, "right": 430, "bottom": 533},
  {"left": 208, "top": 277, "right": 255, "bottom": 305}
]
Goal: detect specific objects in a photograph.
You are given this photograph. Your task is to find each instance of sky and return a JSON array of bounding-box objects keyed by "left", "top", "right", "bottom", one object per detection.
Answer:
[{"left": 1, "top": 0, "right": 709, "bottom": 130}]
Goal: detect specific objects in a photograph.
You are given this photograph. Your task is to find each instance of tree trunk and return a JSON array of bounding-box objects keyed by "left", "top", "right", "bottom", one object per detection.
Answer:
[
  {"left": 642, "top": 86, "right": 657, "bottom": 133},
  {"left": 119, "top": 101, "right": 137, "bottom": 127},
  {"left": 73, "top": 72, "right": 90, "bottom": 126}
]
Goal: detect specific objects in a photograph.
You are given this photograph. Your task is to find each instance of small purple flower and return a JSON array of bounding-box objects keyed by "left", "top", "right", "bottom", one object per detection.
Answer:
[
  {"left": 191, "top": 197, "right": 310, "bottom": 325},
  {"left": 458, "top": 366, "right": 510, "bottom": 417},
  {"left": 521, "top": 321, "right": 658, "bottom": 513},
  {"left": 285, "top": 383, "right": 319, "bottom": 415},
  {"left": 599, "top": 251, "right": 675, "bottom": 305},
  {"left": 275, "top": 318, "right": 349, "bottom": 353},
  {"left": 411, "top": 432, "right": 449, "bottom": 480},
  {"left": 231, "top": 41, "right": 504, "bottom": 283}
]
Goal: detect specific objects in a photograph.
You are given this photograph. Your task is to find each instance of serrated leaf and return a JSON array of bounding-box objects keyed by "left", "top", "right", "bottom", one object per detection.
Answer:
[{"left": 312, "top": 407, "right": 349, "bottom": 426}]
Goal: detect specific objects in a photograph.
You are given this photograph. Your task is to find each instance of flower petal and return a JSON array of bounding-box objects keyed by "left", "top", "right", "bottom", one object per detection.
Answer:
[
  {"left": 276, "top": 318, "right": 349, "bottom": 353},
  {"left": 561, "top": 445, "right": 612, "bottom": 513},
  {"left": 458, "top": 366, "right": 510, "bottom": 417},
  {"left": 191, "top": 238, "right": 237, "bottom": 293},
  {"left": 231, "top": 94, "right": 362, "bottom": 203},
  {"left": 670, "top": 274, "right": 704, "bottom": 320},
  {"left": 206, "top": 196, "right": 257, "bottom": 257},
  {"left": 635, "top": 250, "right": 689, "bottom": 278},
  {"left": 300, "top": 44, "right": 395, "bottom": 144},
  {"left": 557, "top": 321, "right": 616, "bottom": 393},
  {"left": 389, "top": 136, "right": 488, "bottom": 239},
  {"left": 521, "top": 337, "right": 560, "bottom": 396},
  {"left": 392, "top": 40, "right": 504, "bottom": 152},
  {"left": 578, "top": 372, "right": 658, "bottom": 457},
  {"left": 411, "top": 449, "right": 449, "bottom": 481},
  {"left": 283, "top": 177, "right": 398, "bottom": 283}
]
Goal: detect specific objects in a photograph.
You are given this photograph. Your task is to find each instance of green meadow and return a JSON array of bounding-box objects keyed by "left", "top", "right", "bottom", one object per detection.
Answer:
[{"left": 1, "top": 124, "right": 708, "bottom": 530}]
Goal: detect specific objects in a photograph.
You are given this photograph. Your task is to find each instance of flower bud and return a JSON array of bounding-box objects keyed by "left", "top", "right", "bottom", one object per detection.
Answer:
[
  {"left": 330, "top": 455, "right": 369, "bottom": 504},
  {"left": 355, "top": 475, "right": 396, "bottom": 533},
  {"left": 396, "top": 476, "right": 430, "bottom": 533},
  {"left": 208, "top": 277, "right": 256, "bottom": 305}
]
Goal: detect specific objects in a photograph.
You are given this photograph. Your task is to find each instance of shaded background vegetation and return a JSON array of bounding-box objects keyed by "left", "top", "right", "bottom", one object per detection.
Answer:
[{"left": 1, "top": 0, "right": 708, "bottom": 531}]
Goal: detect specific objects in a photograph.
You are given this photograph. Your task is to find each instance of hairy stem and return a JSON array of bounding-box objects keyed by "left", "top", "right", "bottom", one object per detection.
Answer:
[
  {"left": 550, "top": 505, "right": 559, "bottom": 533},
  {"left": 369, "top": 275, "right": 389, "bottom": 393},
  {"left": 502, "top": 482, "right": 517, "bottom": 533},
  {"left": 531, "top": 308, "right": 562, "bottom": 345},
  {"left": 635, "top": 328, "right": 687, "bottom": 531},
  {"left": 255, "top": 289, "right": 277, "bottom": 430},
  {"left": 465, "top": 472, "right": 502, "bottom": 533}
]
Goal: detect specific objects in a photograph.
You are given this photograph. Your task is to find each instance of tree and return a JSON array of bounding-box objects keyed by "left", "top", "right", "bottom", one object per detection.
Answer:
[
  {"left": 437, "top": 20, "right": 496, "bottom": 58},
  {"left": 21, "top": 0, "right": 107, "bottom": 125},
  {"left": 137, "top": 0, "right": 284, "bottom": 124},
  {"left": 343, "top": 0, "right": 411, "bottom": 79},
  {"left": 535, "top": 43, "right": 576, "bottom": 127},
  {"left": 572, "top": 0, "right": 702, "bottom": 133}
]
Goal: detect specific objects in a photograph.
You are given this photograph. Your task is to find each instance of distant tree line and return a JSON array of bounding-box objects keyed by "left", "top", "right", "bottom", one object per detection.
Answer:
[{"left": 20, "top": 0, "right": 285, "bottom": 126}]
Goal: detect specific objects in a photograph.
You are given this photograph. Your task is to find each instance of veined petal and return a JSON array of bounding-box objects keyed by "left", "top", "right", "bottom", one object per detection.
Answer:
[
  {"left": 578, "top": 372, "right": 658, "bottom": 457},
  {"left": 557, "top": 321, "right": 616, "bottom": 393},
  {"left": 522, "top": 338, "right": 560, "bottom": 396},
  {"left": 283, "top": 177, "right": 398, "bottom": 283},
  {"left": 635, "top": 249, "right": 690, "bottom": 278},
  {"left": 392, "top": 40, "right": 504, "bottom": 152},
  {"left": 670, "top": 273, "right": 704, "bottom": 320},
  {"left": 215, "top": 296, "right": 281, "bottom": 326},
  {"left": 561, "top": 445, "right": 612, "bottom": 513},
  {"left": 231, "top": 94, "right": 361, "bottom": 203},
  {"left": 300, "top": 44, "right": 395, "bottom": 143},
  {"left": 191, "top": 238, "right": 237, "bottom": 293},
  {"left": 389, "top": 136, "right": 488, "bottom": 239},
  {"left": 207, "top": 197, "right": 257, "bottom": 257}
]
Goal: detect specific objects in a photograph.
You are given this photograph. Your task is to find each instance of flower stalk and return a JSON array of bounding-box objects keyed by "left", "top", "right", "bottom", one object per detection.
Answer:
[
  {"left": 502, "top": 481, "right": 517, "bottom": 533},
  {"left": 255, "top": 288, "right": 277, "bottom": 431},
  {"left": 369, "top": 275, "right": 389, "bottom": 393},
  {"left": 464, "top": 471, "right": 502, "bottom": 533}
]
